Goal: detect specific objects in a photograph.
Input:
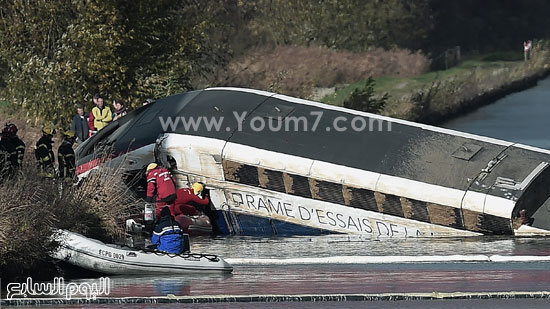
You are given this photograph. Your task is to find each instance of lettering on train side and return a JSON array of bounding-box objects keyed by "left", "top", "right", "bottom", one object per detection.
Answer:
[
  {"left": 283, "top": 203, "right": 294, "bottom": 218},
  {"left": 232, "top": 193, "right": 244, "bottom": 206},
  {"left": 257, "top": 198, "right": 269, "bottom": 213},
  {"left": 376, "top": 221, "right": 390, "bottom": 236},
  {"left": 315, "top": 209, "right": 327, "bottom": 225},
  {"left": 326, "top": 211, "right": 337, "bottom": 226},
  {"left": 267, "top": 199, "right": 283, "bottom": 215},
  {"left": 336, "top": 213, "right": 346, "bottom": 228},
  {"left": 229, "top": 192, "right": 416, "bottom": 236},
  {"left": 299, "top": 206, "right": 311, "bottom": 220},
  {"left": 390, "top": 224, "right": 399, "bottom": 237},
  {"left": 362, "top": 218, "right": 373, "bottom": 233},
  {"left": 246, "top": 194, "right": 255, "bottom": 209}
]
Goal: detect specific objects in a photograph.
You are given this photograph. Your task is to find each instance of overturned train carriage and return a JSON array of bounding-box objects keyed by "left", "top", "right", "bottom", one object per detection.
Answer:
[{"left": 75, "top": 88, "right": 550, "bottom": 237}]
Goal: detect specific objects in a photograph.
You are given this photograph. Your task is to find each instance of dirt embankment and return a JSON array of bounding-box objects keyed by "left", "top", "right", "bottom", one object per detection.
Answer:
[{"left": 217, "top": 45, "right": 430, "bottom": 99}]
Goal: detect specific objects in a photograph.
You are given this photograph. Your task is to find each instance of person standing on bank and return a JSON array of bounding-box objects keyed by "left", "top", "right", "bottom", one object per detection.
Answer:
[
  {"left": 71, "top": 104, "right": 90, "bottom": 144},
  {"left": 0, "top": 126, "right": 18, "bottom": 180},
  {"left": 3, "top": 124, "right": 24, "bottom": 169},
  {"left": 58, "top": 131, "right": 77, "bottom": 180},
  {"left": 88, "top": 94, "right": 99, "bottom": 137},
  {"left": 112, "top": 99, "right": 127, "bottom": 121},
  {"left": 35, "top": 125, "right": 56, "bottom": 178},
  {"left": 91, "top": 95, "right": 112, "bottom": 131}
]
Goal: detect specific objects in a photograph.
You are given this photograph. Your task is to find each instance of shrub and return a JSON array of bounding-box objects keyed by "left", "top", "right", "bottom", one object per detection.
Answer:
[
  {"left": 217, "top": 45, "right": 430, "bottom": 98},
  {"left": 0, "top": 153, "right": 141, "bottom": 282},
  {"left": 343, "top": 77, "right": 388, "bottom": 114}
]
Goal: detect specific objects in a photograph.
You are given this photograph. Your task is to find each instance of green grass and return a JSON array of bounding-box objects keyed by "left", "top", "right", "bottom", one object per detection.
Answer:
[
  {"left": 321, "top": 53, "right": 524, "bottom": 107},
  {"left": 0, "top": 99, "right": 16, "bottom": 116}
]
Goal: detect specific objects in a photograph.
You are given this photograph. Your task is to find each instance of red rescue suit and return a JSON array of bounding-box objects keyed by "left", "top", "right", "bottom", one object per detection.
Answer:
[
  {"left": 146, "top": 166, "right": 177, "bottom": 218},
  {"left": 173, "top": 188, "right": 210, "bottom": 216}
]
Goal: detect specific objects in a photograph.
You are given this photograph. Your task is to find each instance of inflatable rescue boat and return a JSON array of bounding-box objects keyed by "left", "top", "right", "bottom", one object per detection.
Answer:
[{"left": 51, "top": 230, "right": 233, "bottom": 275}]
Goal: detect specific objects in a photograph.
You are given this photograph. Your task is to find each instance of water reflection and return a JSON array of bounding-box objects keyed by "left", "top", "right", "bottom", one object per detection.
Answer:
[
  {"left": 58, "top": 262, "right": 550, "bottom": 297},
  {"left": 4, "top": 234, "right": 550, "bottom": 300},
  {"left": 191, "top": 234, "right": 550, "bottom": 259}
]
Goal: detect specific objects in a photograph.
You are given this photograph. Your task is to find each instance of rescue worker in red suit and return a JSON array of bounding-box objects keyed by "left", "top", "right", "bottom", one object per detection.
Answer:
[
  {"left": 145, "top": 163, "right": 177, "bottom": 219},
  {"left": 173, "top": 182, "right": 210, "bottom": 216}
]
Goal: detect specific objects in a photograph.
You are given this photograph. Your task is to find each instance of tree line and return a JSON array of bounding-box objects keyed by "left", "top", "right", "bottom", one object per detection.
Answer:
[{"left": 1, "top": 0, "right": 550, "bottom": 125}]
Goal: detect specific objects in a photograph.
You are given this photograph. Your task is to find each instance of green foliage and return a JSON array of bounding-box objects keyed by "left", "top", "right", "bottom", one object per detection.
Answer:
[
  {"left": 343, "top": 77, "right": 388, "bottom": 114},
  {"left": 0, "top": 1, "right": 236, "bottom": 126},
  {"left": 3, "top": 0, "right": 550, "bottom": 127},
  {"left": 248, "top": 0, "right": 433, "bottom": 51}
]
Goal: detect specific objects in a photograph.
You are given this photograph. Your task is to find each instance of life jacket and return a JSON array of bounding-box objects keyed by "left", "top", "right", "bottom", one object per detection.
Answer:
[
  {"left": 174, "top": 188, "right": 210, "bottom": 216},
  {"left": 146, "top": 166, "right": 177, "bottom": 202},
  {"left": 152, "top": 215, "right": 186, "bottom": 254}
]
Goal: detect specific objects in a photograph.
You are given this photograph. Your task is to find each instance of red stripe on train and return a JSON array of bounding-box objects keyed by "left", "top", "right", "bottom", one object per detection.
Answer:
[
  {"left": 75, "top": 146, "right": 144, "bottom": 175},
  {"left": 76, "top": 157, "right": 105, "bottom": 175}
]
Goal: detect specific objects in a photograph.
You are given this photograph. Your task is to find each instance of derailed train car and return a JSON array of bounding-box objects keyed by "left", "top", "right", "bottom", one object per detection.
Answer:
[{"left": 76, "top": 88, "right": 550, "bottom": 237}]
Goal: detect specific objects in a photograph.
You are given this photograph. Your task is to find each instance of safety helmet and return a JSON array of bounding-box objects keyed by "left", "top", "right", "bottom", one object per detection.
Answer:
[
  {"left": 1, "top": 125, "right": 10, "bottom": 137},
  {"left": 3, "top": 123, "right": 18, "bottom": 137},
  {"left": 42, "top": 125, "right": 55, "bottom": 135},
  {"left": 63, "top": 130, "right": 76, "bottom": 139},
  {"left": 192, "top": 182, "right": 204, "bottom": 195},
  {"left": 146, "top": 163, "right": 158, "bottom": 172}
]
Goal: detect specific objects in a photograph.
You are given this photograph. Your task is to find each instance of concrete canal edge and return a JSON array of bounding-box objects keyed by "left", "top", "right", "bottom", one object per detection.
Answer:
[{"left": 2, "top": 291, "right": 550, "bottom": 305}]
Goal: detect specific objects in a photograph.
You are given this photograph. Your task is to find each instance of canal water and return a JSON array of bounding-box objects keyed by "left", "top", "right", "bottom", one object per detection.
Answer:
[
  {"left": 64, "top": 234, "right": 550, "bottom": 296},
  {"left": 4, "top": 77, "right": 550, "bottom": 307},
  {"left": 443, "top": 76, "right": 550, "bottom": 149}
]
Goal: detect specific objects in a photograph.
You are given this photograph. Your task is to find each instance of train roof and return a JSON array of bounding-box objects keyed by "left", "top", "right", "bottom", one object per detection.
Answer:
[{"left": 78, "top": 87, "right": 550, "bottom": 211}]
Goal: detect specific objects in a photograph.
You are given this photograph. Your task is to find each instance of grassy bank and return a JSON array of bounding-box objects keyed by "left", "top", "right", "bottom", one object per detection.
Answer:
[
  {"left": 0, "top": 158, "right": 141, "bottom": 283},
  {"left": 216, "top": 45, "right": 430, "bottom": 98},
  {"left": 321, "top": 42, "right": 550, "bottom": 123}
]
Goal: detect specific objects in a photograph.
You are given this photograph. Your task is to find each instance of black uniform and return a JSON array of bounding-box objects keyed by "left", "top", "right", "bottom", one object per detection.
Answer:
[
  {"left": 35, "top": 135, "right": 55, "bottom": 176},
  {"left": 10, "top": 136, "right": 25, "bottom": 168},
  {"left": 58, "top": 139, "right": 76, "bottom": 179},
  {"left": 0, "top": 137, "right": 18, "bottom": 179}
]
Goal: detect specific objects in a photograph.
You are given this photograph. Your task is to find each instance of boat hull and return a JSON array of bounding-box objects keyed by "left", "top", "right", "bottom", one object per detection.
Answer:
[{"left": 51, "top": 230, "right": 233, "bottom": 275}]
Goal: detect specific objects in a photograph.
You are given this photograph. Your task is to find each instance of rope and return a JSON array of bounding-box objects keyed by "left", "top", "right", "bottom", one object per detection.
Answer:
[
  {"left": 115, "top": 243, "right": 220, "bottom": 262},
  {"left": 139, "top": 248, "right": 220, "bottom": 262}
]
